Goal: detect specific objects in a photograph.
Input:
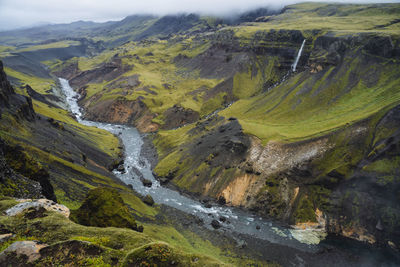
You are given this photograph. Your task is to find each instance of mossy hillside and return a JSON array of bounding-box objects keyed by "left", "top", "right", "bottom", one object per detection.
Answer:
[
  {"left": 0, "top": 194, "right": 273, "bottom": 266},
  {"left": 221, "top": 45, "right": 400, "bottom": 145},
  {"left": 4, "top": 67, "right": 55, "bottom": 94},
  {"left": 70, "top": 187, "right": 139, "bottom": 230},
  {"left": 16, "top": 40, "right": 81, "bottom": 53},
  {"left": 0, "top": 92, "right": 124, "bottom": 209},
  {"left": 71, "top": 39, "right": 224, "bottom": 118},
  {"left": 231, "top": 2, "right": 400, "bottom": 38},
  {"left": 0, "top": 208, "right": 224, "bottom": 266}
]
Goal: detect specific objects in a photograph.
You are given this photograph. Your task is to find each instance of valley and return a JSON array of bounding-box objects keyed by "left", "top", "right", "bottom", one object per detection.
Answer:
[{"left": 0, "top": 2, "right": 399, "bottom": 266}]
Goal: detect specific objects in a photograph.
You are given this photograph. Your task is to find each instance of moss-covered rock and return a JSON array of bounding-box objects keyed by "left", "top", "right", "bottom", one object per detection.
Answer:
[{"left": 70, "top": 187, "right": 140, "bottom": 231}]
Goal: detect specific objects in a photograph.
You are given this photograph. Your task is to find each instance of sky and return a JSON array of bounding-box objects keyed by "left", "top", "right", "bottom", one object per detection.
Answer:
[{"left": 0, "top": 0, "right": 398, "bottom": 31}]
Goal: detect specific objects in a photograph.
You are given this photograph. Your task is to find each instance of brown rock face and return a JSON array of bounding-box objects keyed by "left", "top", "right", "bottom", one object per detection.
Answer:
[
  {"left": 69, "top": 57, "right": 131, "bottom": 89},
  {"left": 84, "top": 97, "right": 159, "bottom": 132}
]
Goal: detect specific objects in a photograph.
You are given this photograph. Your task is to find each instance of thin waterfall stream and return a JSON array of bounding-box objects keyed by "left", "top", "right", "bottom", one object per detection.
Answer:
[{"left": 292, "top": 39, "right": 306, "bottom": 72}]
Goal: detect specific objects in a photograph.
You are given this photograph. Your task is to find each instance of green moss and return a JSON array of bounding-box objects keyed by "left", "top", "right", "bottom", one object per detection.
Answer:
[
  {"left": 70, "top": 187, "right": 139, "bottom": 231},
  {"left": 4, "top": 67, "right": 55, "bottom": 94},
  {"left": 293, "top": 194, "right": 317, "bottom": 223},
  {"left": 123, "top": 242, "right": 224, "bottom": 267},
  {"left": 363, "top": 157, "right": 400, "bottom": 174}
]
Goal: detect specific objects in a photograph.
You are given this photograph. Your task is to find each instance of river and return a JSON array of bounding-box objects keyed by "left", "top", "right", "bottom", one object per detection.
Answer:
[{"left": 59, "top": 78, "right": 400, "bottom": 266}]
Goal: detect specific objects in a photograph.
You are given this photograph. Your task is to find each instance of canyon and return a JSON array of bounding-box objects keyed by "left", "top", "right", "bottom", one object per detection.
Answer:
[{"left": 0, "top": 2, "right": 399, "bottom": 266}]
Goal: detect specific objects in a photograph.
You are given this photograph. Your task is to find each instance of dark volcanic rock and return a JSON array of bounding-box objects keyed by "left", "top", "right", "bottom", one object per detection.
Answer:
[
  {"left": 211, "top": 219, "right": 221, "bottom": 229},
  {"left": 142, "top": 194, "right": 155, "bottom": 206},
  {"left": 162, "top": 105, "right": 199, "bottom": 129},
  {"left": 0, "top": 61, "right": 36, "bottom": 121},
  {"left": 141, "top": 178, "right": 152, "bottom": 187},
  {"left": 26, "top": 85, "right": 58, "bottom": 108}
]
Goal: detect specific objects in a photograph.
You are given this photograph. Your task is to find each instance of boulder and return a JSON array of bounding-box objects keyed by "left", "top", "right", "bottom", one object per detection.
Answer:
[
  {"left": 70, "top": 187, "right": 140, "bottom": 231},
  {"left": 0, "top": 241, "right": 47, "bottom": 264},
  {"left": 141, "top": 178, "right": 152, "bottom": 187},
  {"left": 142, "top": 194, "right": 155, "bottom": 206},
  {"left": 211, "top": 220, "right": 221, "bottom": 229},
  {"left": 5, "top": 199, "right": 70, "bottom": 218}
]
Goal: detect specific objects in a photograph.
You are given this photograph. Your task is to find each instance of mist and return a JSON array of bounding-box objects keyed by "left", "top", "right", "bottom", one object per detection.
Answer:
[{"left": 0, "top": 0, "right": 397, "bottom": 31}]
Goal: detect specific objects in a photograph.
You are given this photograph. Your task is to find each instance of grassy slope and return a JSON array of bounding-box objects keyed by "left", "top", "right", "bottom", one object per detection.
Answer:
[
  {"left": 233, "top": 2, "right": 400, "bottom": 38},
  {"left": 221, "top": 53, "right": 400, "bottom": 144},
  {"left": 59, "top": 37, "right": 226, "bottom": 122}
]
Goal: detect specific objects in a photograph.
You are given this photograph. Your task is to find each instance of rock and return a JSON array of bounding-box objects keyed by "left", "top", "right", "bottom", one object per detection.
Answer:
[
  {"left": 142, "top": 194, "right": 155, "bottom": 206},
  {"left": 256, "top": 225, "right": 261, "bottom": 230},
  {"left": 211, "top": 219, "right": 221, "bottom": 229},
  {"left": 228, "top": 117, "right": 237, "bottom": 121},
  {"left": 117, "top": 165, "right": 125, "bottom": 172},
  {"left": 5, "top": 199, "right": 70, "bottom": 218},
  {"left": 205, "top": 203, "right": 212, "bottom": 209},
  {"left": 219, "top": 216, "right": 227, "bottom": 222},
  {"left": 217, "top": 196, "right": 226, "bottom": 205},
  {"left": 24, "top": 206, "right": 47, "bottom": 220},
  {"left": 70, "top": 187, "right": 139, "bottom": 231},
  {"left": 0, "top": 241, "right": 47, "bottom": 263},
  {"left": 236, "top": 240, "right": 247, "bottom": 249},
  {"left": 141, "top": 178, "right": 152, "bottom": 187},
  {"left": 159, "top": 178, "right": 169, "bottom": 185},
  {"left": 0, "top": 233, "right": 14, "bottom": 243},
  {"left": 376, "top": 219, "right": 383, "bottom": 231},
  {"left": 388, "top": 241, "right": 397, "bottom": 250}
]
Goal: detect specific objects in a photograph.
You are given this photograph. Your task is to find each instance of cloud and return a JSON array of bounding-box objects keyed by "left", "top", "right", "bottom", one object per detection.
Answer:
[{"left": 0, "top": 0, "right": 397, "bottom": 30}]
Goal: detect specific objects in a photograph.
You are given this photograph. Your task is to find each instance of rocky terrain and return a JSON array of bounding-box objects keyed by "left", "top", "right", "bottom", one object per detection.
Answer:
[{"left": 0, "top": 1, "right": 399, "bottom": 266}]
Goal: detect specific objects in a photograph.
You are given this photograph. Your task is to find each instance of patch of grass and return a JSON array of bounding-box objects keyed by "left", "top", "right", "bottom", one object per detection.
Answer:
[
  {"left": 4, "top": 67, "right": 55, "bottom": 94},
  {"left": 231, "top": 2, "right": 400, "bottom": 37},
  {"left": 16, "top": 40, "right": 81, "bottom": 52}
]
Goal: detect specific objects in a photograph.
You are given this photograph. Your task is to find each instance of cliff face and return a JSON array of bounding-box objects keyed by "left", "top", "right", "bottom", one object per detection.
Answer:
[
  {"left": 0, "top": 61, "right": 36, "bottom": 121},
  {"left": 0, "top": 60, "right": 56, "bottom": 200}
]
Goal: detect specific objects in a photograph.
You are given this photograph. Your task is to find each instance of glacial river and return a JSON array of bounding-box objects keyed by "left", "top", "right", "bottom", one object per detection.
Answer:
[{"left": 59, "top": 78, "right": 399, "bottom": 266}]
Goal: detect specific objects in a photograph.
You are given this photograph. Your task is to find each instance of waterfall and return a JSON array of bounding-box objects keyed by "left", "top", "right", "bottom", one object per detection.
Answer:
[{"left": 291, "top": 39, "right": 306, "bottom": 72}]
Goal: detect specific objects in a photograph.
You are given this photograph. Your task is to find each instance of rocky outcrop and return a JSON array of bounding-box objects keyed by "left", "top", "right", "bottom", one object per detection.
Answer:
[
  {"left": 83, "top": 96, "right": 159, "bottom": 132},
  {"left": 0, "top": 140, "right": 44, "bottom": 199},
  {"left": 69, "top": 56, "right": 131, "bottom": 89},
  {"left": 162, "top": 105, "right": 199, "bottom": 129},
  {"left": 0, "top": 61, "right": 35, "bottom": 121},
  {"left": 5, "top": 199, "right": 70, "bottom": 218},
  {"left": 70, "top": 187, "right": 142, "bottom": 231}
]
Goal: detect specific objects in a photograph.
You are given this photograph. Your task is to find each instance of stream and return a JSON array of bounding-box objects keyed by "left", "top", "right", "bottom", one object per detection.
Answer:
[{"left": 59, "top": 78, "right": 400, "bottom": 266}]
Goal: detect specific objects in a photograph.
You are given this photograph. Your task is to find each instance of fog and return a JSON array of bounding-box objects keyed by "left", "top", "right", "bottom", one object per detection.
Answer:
[{"left": 0, "top": 0, "right": 397, "bottom": 31}]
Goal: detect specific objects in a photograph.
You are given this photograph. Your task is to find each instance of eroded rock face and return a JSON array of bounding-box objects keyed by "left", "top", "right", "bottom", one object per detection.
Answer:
[
  {"left": 0, "top": 60, "right": 36, "bottom": 121},
  {"left": 69, "top": 57, "right": 131, "bottom": 89},
  {"left": 83, "top": 97, "right": 159, "bottom": 133}
]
